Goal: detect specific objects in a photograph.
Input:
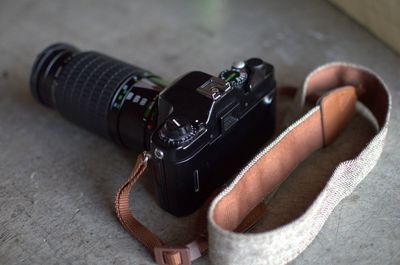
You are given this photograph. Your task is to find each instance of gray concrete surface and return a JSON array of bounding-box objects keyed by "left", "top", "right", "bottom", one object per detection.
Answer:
[{"left": 0, "top": 0, "right": 399, "bottom": 264}]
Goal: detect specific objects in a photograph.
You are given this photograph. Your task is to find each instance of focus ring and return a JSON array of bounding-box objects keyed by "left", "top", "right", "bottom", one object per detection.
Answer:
[{"left": 55, "top": 52, "right": 144, "bottom": 138}]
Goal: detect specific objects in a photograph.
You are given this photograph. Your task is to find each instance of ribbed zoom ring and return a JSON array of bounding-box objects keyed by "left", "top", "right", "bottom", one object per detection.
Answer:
[{"left": 55, "top": 51, "right": 144, "bottom": 139}]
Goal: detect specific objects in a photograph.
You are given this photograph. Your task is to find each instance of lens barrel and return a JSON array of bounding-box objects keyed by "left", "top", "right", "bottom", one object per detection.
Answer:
[{"left": 31, "top": 43, "right": 165, "bottom": 149}]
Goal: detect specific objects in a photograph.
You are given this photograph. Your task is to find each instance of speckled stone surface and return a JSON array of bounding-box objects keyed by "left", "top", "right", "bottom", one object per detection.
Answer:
[{"left": 0, "top": 0, "right": 399, "bottom": 264}]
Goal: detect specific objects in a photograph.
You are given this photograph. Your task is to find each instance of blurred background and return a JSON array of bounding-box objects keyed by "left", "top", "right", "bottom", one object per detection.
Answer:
[{"left": 0, "top": 0, "right": 399, "bottom": 264}]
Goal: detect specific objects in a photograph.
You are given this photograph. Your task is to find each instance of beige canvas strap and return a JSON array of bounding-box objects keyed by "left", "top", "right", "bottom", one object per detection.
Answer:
[
  {"left": 115, "top": 62, "right": 391, "bottom": 265},
  {"left": 208, "top": 62, "right": 391, "bottom": 265}
]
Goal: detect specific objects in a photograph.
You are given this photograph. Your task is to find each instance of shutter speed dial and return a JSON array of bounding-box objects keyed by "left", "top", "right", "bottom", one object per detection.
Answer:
[
  {"left": 158, "top": 118, "right": 196, "bottom": 147},
  {"left": 219, "top": 64, "right": 248, "bottom": 89}
]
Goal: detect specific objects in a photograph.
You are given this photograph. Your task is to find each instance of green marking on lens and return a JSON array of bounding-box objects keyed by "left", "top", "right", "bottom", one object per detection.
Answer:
[
  {"left": 113, "top": 87, "right": 129, "bottom": 110},
  {"left": 143, "top": 101, "right": 155, "bottom": 119},
  {"left": 144, "top": 108, "right": 150, "bottom": 118},
  {"left": 148, "top": 76, "right": 168, "bottom": 88}
]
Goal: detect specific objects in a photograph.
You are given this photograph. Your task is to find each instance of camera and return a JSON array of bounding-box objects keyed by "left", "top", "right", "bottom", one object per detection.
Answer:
[{"left": 30, "top": 43, "right": 276, "bottom": 216}]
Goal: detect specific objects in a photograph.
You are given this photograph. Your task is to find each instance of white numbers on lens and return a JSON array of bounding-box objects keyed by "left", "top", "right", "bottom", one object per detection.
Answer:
[
  {"left": 126, "top": 92, "right": 134, "bottom": 100},
  {"left": 133, "top": 95, "right": 141, "bottom": 103},
  {"left": 139, "top": 98, "right": 148, "bottom": 106}
]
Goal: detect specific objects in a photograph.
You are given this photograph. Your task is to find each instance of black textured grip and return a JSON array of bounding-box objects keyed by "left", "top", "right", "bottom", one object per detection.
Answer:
[{"left": 55, "top": 52, "right": 145, "bottom": 138}]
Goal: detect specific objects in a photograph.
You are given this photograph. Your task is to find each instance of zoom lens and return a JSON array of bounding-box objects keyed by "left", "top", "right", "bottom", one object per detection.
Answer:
[{"left": 30, "top": 43, "right": 166, "bottom": 150}]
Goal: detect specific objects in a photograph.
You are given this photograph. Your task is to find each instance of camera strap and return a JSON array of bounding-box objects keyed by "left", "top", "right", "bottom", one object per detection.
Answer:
[
  {"left": 115, "top": 152, "right": 267, "bottom": 265},
  {"left": 115, "top": 62, "right": 391, "bottom": 265}
]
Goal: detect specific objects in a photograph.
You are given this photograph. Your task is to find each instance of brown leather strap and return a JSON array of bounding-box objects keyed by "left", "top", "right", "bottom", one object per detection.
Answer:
[
  {"left": 115, "top": 152, "right": 267, "bottom": 265},
  {"left": 212, "top": 86, "right": 358, "bottom": 230},
  {"left": 115, "top": 153, "right": 164, "bottom": 251}
]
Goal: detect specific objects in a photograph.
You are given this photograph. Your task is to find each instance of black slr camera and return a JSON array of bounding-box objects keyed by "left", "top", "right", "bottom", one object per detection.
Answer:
[{"left": 30, "top": 43, "right": 276, "bottom": 216}]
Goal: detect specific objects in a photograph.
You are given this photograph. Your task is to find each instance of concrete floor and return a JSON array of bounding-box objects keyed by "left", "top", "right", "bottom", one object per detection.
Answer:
[{"left": 0, "top": 0, "right": 399, "bottom": 264}]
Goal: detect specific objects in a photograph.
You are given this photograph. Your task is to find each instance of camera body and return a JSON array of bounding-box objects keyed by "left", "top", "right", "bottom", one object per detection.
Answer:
[
  {"left": 30, "top": 44, "right": 276, "bottom": 217},
  {"left": 150, "top": 59, "right": 276, "bottom": 216}
]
